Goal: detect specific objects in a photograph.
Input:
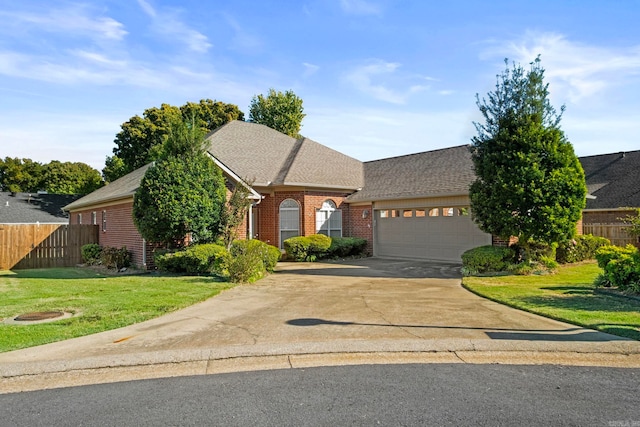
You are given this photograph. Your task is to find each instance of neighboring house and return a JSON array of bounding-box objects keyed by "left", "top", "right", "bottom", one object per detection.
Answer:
[
  {"left": 0, "top": 192, "right": 78, "bottom": 224},
  {"left": 579, "top": 150, "right": 640, "bottom": 245}
]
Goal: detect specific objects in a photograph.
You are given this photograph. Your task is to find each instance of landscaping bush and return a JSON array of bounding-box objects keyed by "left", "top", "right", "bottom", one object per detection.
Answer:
[
  {"left": 556, "top": 234, "right": 610, "bottom": 264},
  {"left": 461, "top": 245, "right": 516, "bottom": 276},
  {"left": 227, "top": 240, "right": 279, "bottom": 283},
  {"left": 283, "top": 236, "right": 309, "bottom": 261},
  {"left": 307, "top": 234, "right": 332, "bottom": 259},
  {"left": 81, "top": 243, "right": 102, "bottom": 265},
  {"left": 327, "top": 237, "right": 368, "bottom": 258},
  {"left": 100, "top": 246, "right": 132, "bottom": 270},
  {"left": 594, "top": 244, "right": 640, "bottom": 293},
  {"left": 155, "top": 243, "right": 229, "bottom": 275},
  {"left": 230, "top": 239, "right": 281, "bottom": 272}
]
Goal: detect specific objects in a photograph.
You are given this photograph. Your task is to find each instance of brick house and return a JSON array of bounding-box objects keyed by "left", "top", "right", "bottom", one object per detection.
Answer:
[
  {"left": 580, "top": 150, "right": 640, "bottom": 246},
  {"left": 64, "top": 120, "right": 637, "bottom": 267},
  {"left": 64, "top": 121, "right": 366, "bottom": 268}
]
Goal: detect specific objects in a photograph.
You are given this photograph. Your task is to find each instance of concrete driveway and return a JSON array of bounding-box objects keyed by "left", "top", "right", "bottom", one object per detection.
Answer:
[{"left": 2, "top": 258, "right": 640, "bottom": 393}]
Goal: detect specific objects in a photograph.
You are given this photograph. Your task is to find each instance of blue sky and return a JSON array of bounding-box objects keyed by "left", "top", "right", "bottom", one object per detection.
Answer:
[{"left": 1, "top": 0, "right": 639, "bottom": 171}]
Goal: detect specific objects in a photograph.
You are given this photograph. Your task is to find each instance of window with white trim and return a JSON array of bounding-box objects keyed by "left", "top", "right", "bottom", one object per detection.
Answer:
[
  {"left": 279, "top": 199, "right": 300, "bottom": 248},
  {"left": 316, "top": 200, "right": 342, "bottom": 238}
]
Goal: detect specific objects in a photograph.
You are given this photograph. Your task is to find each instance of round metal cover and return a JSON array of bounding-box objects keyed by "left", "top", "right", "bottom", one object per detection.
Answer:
[{"left": 14, "top": 311, "right": 64, "bottom": 321}]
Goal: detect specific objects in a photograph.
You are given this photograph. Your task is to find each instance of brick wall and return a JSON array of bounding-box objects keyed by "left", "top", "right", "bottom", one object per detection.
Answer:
[
  {"left": 252, "top": 190, "right": 356, "bottom": 248},
  {"left": 71, "top": 200, "right": 147, "bottom": 268},
  {"left": 345, "top": 204, "right": 373, "bottom": 254}
]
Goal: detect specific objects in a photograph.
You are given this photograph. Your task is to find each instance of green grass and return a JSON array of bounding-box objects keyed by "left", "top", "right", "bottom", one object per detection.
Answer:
[
  {"left": 0, "top": 267, "right": 235, "bottom": 353},
  {"left": 463, "top": 261, "right": 640, "bottom": 340}
]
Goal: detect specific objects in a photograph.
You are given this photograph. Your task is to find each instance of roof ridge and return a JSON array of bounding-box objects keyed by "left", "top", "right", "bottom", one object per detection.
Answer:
[
  {"left": 364, "top": 144, "right": 470, "bottom": 164},
  {"left": 275, "top": 137, "right": 305, "bottom": 185}
]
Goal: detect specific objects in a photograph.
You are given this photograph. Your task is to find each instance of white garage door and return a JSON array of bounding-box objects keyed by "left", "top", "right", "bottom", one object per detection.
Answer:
[{"left": 374, "top": 207, "right": 491, "bottom": 263}]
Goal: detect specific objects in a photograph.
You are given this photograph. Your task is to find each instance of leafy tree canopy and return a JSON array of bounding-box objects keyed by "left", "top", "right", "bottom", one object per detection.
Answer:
[
  {"left": 248, "top": 88, "right": 305, "bottom": 137},
  {"left": 469, "top": 57, "right": 586, "bottom": 246},
  {"left": 0, "top": 157, "right": 103, "bottom": 194},
  {"left": 132, "top": 153, "right": 227, "bottom": 248},
  {"left": 105, "top": 99, "right": 244, "bottom": 182}
]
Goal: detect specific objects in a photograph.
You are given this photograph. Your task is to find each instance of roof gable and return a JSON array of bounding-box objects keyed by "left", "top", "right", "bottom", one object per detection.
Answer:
[
  {"left": 206, "top": 121, "right": 363, "bottom": 190},
  {"left": 63, "top": 163, "right": 152, "bottom": 211},
  {"left": 580, "top": 150, "right": 640, "bottom": 209},
  {"left": 347, "top": 145, "right": 474, "bottom": 202}
]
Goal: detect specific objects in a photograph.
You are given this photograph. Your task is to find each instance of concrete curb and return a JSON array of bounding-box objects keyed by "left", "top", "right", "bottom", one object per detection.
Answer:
[{"left": 3, "top": 339, "right": 640, "bottom": 394}]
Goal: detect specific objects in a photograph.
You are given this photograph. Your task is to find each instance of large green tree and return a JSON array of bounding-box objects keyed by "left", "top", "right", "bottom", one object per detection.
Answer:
[
  {"left": 0, "top": 157, "right": 44, "bottom": 193},
  {"left": 105, "top": 99, "right": 244, "bottom": 182},
  {"left": 41, "top": 161, "right": 104, "bottom": 194},
  {"left": 0, "top": 157, "right": 103, "bottom": 194},
  {"left": 469, "top": 58, "right": 586, "bottom": 249},
  {"left": 248, "top": 89, "right": 305, "bottom": 137},
  {"left": 132, "top": 154, "right": 226, "bottom": 248}
]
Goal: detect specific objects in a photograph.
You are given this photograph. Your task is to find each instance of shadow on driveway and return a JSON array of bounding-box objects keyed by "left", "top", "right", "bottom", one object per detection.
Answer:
[
  {"left": 276, "top": 257, "right": 462, "bottom": 279},
  {"left": 286, "top": 318, "right": 625, "bottom": 342}
]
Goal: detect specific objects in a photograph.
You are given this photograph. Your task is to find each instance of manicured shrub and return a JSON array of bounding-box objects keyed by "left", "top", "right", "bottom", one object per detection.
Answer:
[
  {"left": 556, "top": 234, "right": 610, "bottom": 264},
  {"left": 155, "top": 243, "right": 229, "bottom": 275},
  {"left": 100, "top": 246, "right": 132, "bottom": 270},
  {"left": 327, "top": 237, "right": 368, "bottom": 258},
  {"left": 283, "top": 236, "right": 312, "bottom": 261},
  {"left": 230, "top": 239, "right": 281, "bottom": 272},
  {"left": 228, "top": 240, "right": 279, "bottom": 283},
  {"left": 81, "top": 243, "right": 102, "bottom": 265},
  {"left": 461, "top": 245, "right": 516, "bottom": 276},
  {"left": 594, "top": 245, "right": 640, "bottom": 293},
  {"left": 307, "top": 234, "right": 332, "bottom": 259}
]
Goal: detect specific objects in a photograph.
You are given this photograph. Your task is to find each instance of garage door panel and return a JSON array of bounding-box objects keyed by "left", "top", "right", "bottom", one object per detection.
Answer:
[{"left": 374, "top": 208, "right": 491, "bottom": 263}]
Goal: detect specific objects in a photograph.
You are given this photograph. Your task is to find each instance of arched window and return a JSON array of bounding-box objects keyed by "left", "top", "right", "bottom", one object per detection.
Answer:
[
  {"left": 316, "top": 199, "right": 342, "bottom": 238},
  {"left": 279, "top": 199, "right": 300, "bottom": 248}
]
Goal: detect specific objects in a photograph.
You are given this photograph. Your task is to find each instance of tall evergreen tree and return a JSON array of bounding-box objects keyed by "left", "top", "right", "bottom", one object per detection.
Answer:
[{"left": 469, "top": 58, "right": 586, "bottom": 250}]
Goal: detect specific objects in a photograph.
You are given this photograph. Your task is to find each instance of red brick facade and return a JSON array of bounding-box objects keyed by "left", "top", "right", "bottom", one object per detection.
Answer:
[{"left": 72, "top": 201, "right": 149, "bottom": 268}]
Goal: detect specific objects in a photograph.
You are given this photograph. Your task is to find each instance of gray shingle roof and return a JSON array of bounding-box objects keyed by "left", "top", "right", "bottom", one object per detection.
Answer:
[
  {"left": 206, "top": 121, "right": 363, "bottom": 189},
  {"left": 580, "top": 150, "right": 640, "bottom": 209},
  {"left": 0, "top": 192, "right": 79, "bottom": 223},
  {"left": 346, "top": 145, "right": 474, "bottom": 202},
  {"left": 63, "top": 163, "right": 152, "bottom": 211}
]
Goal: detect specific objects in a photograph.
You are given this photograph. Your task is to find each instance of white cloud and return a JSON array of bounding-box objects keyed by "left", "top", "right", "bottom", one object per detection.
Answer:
[
  {"left": 483, "top": 31, "right": 640, "bottom": 103},
  {"left": 136, "top": 0, "right": 212, "bottom": 53},
  {"left": 339, "top": 0, "right": 382, "bottom": 16},
  {"left": 303, "top": 62, "right": 320, "bottom": 77},
  {"left": 0, "top": 5, "right": 127, "bottom": 41},
  {"left": 344, "top": 60, "right": 429, "bottom": 104}
]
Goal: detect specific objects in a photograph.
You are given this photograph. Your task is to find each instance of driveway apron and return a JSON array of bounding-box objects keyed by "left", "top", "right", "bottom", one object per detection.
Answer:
[{"left": 1, "top": 257, "right": 638, "bottom": 371}]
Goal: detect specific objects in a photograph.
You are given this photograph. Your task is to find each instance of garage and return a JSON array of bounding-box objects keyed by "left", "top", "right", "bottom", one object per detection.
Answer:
[{"left": 373, "top": 204, "right": 491, "bottom": 263}]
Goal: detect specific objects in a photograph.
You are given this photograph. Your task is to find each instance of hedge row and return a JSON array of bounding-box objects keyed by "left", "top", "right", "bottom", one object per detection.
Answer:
[
  {"left": 81, "top": 243, "right": 132, "bottom": 270},
  {"left": 154, "top": 240, "right": 281, "bottom": 283},
  {"left": 283, "top": 235, "right": 367, "bottom": 261}
]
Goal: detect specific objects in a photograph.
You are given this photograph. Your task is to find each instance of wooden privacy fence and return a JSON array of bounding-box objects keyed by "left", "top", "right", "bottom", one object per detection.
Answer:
[
  {"left": 0, "top": 224, "right": 99, "bottom": 270},
  {"left": 583, "top": 223, "right": 638, "bottom": 247}
]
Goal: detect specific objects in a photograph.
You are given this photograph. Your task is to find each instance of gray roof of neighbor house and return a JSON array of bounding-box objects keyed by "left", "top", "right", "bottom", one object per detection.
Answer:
[
  {"left": 0, "top": 192, "right": 79, "bottom": 223},
  {"left": 63, "top": 164, "right": 152, "bottom": 212},
  {"left": 580, "top": 149, "right": 640, "bottom": 210},
  {"left": 205, "top": 121, "right": 363, "bottom": 190},
  {"left": 346, "top": 145, "right": 474, "bottom": 203}
]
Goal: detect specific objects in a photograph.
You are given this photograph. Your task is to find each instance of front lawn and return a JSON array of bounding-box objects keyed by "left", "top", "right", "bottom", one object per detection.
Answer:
[
  {"left": 0, "top": 268, "right": 234, "bottom": 353},
  {"left": 463, "top": 261, "right": 640, "bottom": 340}
]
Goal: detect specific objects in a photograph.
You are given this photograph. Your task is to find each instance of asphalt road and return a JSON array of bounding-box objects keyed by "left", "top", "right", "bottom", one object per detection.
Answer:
[{"left": 2, "top": 363, "right": 639, "bottom": 426}]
